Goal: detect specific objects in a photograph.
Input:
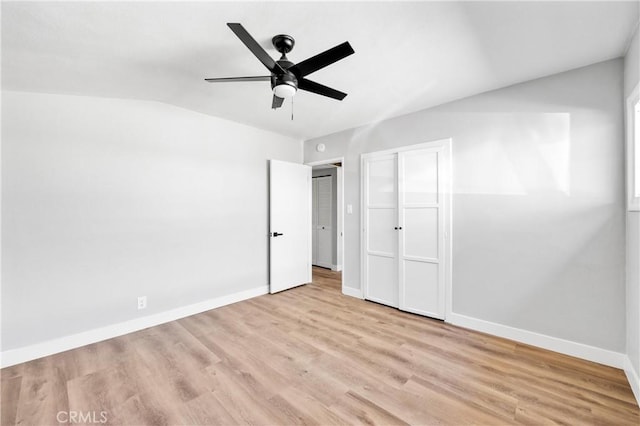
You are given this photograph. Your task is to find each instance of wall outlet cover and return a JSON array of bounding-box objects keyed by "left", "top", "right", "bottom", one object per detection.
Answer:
[{"left": 137, "top": 296, "right": 147, "bottom": 310}]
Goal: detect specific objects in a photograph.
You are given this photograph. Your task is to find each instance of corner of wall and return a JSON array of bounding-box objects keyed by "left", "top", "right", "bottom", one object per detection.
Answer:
[
  {"left": 624, "top": 356, "right": 640, "bottom": 406},
  {"left": 447, "top": 313, "right": 626, "bottom": 369},
  {"left": 342, "top": 286, "right": 363, "bottom": 299}
]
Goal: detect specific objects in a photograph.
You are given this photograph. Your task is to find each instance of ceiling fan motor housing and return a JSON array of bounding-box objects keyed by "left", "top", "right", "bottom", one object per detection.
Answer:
[
  {"left": 271, "top": 34, "right": 299, "bottom": 93},
  {"left": 271, "top": 72, "right": 298, "bottom": 97}
]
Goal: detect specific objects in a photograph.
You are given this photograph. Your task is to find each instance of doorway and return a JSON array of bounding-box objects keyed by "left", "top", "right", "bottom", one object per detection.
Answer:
[{"left": 307, "top": 158, "right": 344, "bottom": 290}]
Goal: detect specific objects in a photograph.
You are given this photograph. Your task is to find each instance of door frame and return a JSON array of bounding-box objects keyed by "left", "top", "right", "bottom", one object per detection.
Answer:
[
  {"left": 360, "top": 139, "right": 453, "bottom": 319},
  {"left": 306, "top": 157, "right": 345, "bottom": 288}
]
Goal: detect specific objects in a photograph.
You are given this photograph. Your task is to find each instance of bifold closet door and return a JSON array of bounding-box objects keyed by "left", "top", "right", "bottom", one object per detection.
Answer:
[
  {"left": 312, "top": 178, "right": 319, "bottom": 265},
  {"left": 314, "top": 176, "right": 333, "bottom": 268},
  {"left": 363, "top": 154, "right": 398, "bottom": 308},
  {"left": 398, "top": 148, "right": 445, "bottom": 319},
  {"left": 362, "top": 141, "right": 449, "bottom": 320}
]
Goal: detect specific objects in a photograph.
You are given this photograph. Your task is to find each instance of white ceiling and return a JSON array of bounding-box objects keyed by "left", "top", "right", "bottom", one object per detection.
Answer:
[{"left": 2, "top": 1, "right": 638, "bottom": 140}]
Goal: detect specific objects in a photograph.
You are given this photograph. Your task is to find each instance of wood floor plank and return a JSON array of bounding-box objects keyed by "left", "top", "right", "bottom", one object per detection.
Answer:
[
  {"left": 0, "top": 374, "right": 22, "bottom": 425},
  {"left": 194, "top": 330, "right": 294, "bottom": 399},
  {"left": 13, "top": 357, "right": 69, "bottom": 425},
  {"left": 205, "top": 361, "right": 288, "bottom": 425},
  {"left": 276, "top": 385, "right": 351, "bottom": 425},
  {"left": 109, "top": 392, "right": 181, "bottom": 425},
  {"left": 1, "top": 267, "right": 638, "bottom": 425},
  {"left": 177, "top": 390, "right": 238, "bottom": 425},
  {"left": 131, "top": 329, "right": 215, "bottom": 404},
  {"left": 329, "top": 390, "right": 410, "bottom": 426},
  {"left": 402, "top": 375, "right": 513, "bottom": 425},
  {"left": 66, "top": 359, "right": 149, "bottom": 425}
]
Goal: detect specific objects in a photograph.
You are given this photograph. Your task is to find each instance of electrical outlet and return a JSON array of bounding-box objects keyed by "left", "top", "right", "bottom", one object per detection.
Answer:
[{"left": 137, "top": 296, "right": 147, "bottom": 310}]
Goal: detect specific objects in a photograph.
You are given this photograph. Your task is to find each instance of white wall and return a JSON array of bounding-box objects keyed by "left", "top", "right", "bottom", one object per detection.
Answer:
[
  {"left": 1, "top": 91, "right": 301, "bottom": 352},
  {"left": 305, "top": 59, "right": 625, "bottom": 353},
  {"left": 624, "top": 23, "right": 640, "bottom": 397}
]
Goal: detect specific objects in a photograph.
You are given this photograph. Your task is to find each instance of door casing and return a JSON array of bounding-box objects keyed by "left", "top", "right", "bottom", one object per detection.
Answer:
[{"left": 306, "top": 157, "right": 345, "bottom": 286}]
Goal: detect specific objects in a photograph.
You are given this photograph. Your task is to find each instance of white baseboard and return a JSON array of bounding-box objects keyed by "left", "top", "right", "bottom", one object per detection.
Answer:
[
  {"left": 624, "top": 356, "right": 640, "bottom": 406},
  {"left": 331, "top": 264, "right": 342, "bottom": 272},
  {"left": 342, "top": 286, "right": 363, "bottom": 299},
  {"left": 0, "top": 285, "right": 269, "bottom": 368},
  {"left": 447, "top": 312, "right": 625, "bottom": 369}
]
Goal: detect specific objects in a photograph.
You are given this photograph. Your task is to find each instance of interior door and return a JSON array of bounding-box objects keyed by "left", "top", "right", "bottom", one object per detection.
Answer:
[
  {"left": 269, "top": 160, "right": 312, "bottom": 294},
  {"left": 315, "top": 176, "right": 333, "bottom": 268},
  {"left": 398, "top": 147, "right": 446, "bottom": 319},
  {"left": 363, "top": 154, "right": 398, "bottom": 307}
]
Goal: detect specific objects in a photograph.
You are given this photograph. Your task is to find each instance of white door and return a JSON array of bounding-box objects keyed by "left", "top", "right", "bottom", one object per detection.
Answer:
[
  {"left": 363, "top": 154, "right": 398, "bottom": 307},
  {"left": 398, "top": 148, "right": 446, "bottom": 319},
  {"left": 270, "top": 160, "right": 312, "bottom": 293},
  {"left": 315, "top": 176, "right": 333, "bottom": 268}
]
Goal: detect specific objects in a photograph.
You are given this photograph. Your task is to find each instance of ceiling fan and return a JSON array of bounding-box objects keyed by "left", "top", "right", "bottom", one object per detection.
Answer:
[{"left": 205, "top": 23, "right": 354, "bottom": 109}]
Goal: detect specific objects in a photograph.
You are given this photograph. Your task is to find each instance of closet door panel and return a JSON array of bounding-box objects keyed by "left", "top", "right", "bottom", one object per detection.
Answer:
[
  {"left": 368, "top": 158, "right": 396, "bottom": 206},
  {"left": 363, "top": 155, "right": 398, "bottom": 308},
  {"left": 399, "top": 148, "right": 445, "bottom": 319},
  {"left": 367, "top": 256, "right": 398, "bottom": 307},
  {"left": 403, "top": 207, "right": 438, "bottom": 260},
  {"left": 367, "top": 208, "right": 396, "bottom": 255},
  {"left": 403, "top": 150, "right": 438, "bottom": 204},
  {"left": 403, "top": 261, "right": 440, "bottom": 315}
]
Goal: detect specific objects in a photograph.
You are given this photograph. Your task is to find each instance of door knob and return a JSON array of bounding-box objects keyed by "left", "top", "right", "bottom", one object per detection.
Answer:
[{"left": 271, "top": 232, "right": 283, "bottom": 237}]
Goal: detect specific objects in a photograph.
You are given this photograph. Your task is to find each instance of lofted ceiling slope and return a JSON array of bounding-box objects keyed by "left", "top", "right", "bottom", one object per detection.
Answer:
[{"left": 2, "top": 1, "right": 639, "bottom": 140}]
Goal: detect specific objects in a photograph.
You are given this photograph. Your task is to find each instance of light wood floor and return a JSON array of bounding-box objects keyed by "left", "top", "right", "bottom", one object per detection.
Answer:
[{"left": 2, "top": 267, "right": 638, "bottom": 425}]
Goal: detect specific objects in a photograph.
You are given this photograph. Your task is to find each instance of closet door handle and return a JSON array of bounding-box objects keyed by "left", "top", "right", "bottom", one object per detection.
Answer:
[{"left": 394, "top": 226, "right": 403, "bottom": 230}]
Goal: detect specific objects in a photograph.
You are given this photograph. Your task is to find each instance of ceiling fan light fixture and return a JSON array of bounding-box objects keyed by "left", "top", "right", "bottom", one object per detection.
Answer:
[{"left": 273, "top": 83, "right": 297, "bottom": 99}]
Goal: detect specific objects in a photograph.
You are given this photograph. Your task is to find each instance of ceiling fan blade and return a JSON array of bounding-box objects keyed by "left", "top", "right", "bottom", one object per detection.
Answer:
[
  {"left": 289, "top": 42, "right": 354, "bottom": 78},
  {"left": 227, "top": 23, "right": 285, "bottom": 74},
  {"left": 205, "top": 76, "right": 271, "bottom": 83},
  {"left": 272, "top": 95, "right": 284, "bottom": 109},
  {"left": 298, "top": 78, "right": 347, "bottom": 101}
]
